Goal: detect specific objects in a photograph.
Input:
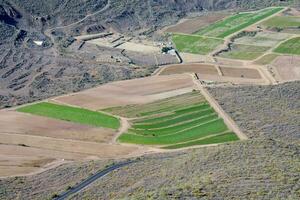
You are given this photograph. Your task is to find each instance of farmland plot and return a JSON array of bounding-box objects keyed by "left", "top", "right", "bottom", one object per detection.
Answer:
[
  {"left": 104, "top": 92, "right": 239, "bottom": 148},
  {"left": 274, "top": 37, "right": 300, "bottom": 55},
  {"left": 218, "top": 44, "right": 270, "bottom": 60},
  {"left": 172, "top": 34, "right": 224, "bottom": 55},
  {"left": 195, "top": 7, "right": 284, "bottom": 38}
]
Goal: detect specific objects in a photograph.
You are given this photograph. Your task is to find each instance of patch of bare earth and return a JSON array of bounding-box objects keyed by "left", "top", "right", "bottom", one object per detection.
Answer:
[
  {"left": 159, "top": 64, "right": 218, "bottom": 75},
  {"left": 271, "top": 55, "right": 300, "bottom": 82},
  {"left": 164, "top": 12, "right": 228, "bottom": 34},
  {"left": 53, "top": 74, "right": 195, "bottom": 110},
  {"left": 220, "top": 67, "right": 262, "bottom": 79},
  {"left": 0, "top": 110, "right": 144, "bottom": 177}
]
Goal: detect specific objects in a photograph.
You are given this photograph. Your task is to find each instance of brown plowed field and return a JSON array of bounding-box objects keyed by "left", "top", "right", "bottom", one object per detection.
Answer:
[
  {"left": 164, "top": 13, "right": 228, "bottom": 34},
  {"left": 220, "top": 67, "right": 262, "bottom": 79},
  {"left": 54, "top": 74, "right": 195, "bottom": 110},
  {"left": 0, "top": 110, "right": 143, "bottom": 177},
  {"left": 0, "top": 111, "right": 115, "bottom": 143},
  {"left": 159, "top": 64, "right": 218, "bottom": 75},
  {"left": 196, "top": 74, "right": 266, "bottom": 85}
]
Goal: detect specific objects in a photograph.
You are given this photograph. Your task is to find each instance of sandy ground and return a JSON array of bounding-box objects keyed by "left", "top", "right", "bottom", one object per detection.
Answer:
[
  {"left": 271, "top": 55, "right": 300, "bottom": 82},
  {"left": 54, "top": 74, "right": 195, "bottom": 110},
  {"left": 164, "top": 13, "right": 228, "bottom": 34},
  {"left": 160, "top": 64, "right": 218, "bottom": 75}
]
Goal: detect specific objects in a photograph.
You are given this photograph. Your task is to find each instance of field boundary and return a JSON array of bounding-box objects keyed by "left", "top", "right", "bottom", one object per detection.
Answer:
[{"left": 191, "top": 74, "right": 248, "bottom": 140}]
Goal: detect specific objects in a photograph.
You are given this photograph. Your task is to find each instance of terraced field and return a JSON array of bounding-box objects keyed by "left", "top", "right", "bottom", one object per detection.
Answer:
[
  {"left": 17, "top": 102, "right": 120, "bottom": 129},
  {"left": 218, "top": 44, "right": 270, "bottom": 60},
  {"left": 172, "top": 34, "right": 224, "bottom": 55},
  {"left": 261, "top": 15, "right": 300, "bottom": 33},
  {"left": 274, "top": 37, "right": 300, "bottom": 55},
  {"left": 105, "top": 92, "right": 239, "bottom": 149},
  {"left": 195, "top": 7, "right": 284, "bottom": 38}
]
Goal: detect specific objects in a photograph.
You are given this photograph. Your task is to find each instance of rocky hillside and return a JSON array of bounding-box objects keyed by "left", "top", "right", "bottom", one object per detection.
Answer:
[{"left": 0, "top": 0, "right": 294, "bottom": 108}]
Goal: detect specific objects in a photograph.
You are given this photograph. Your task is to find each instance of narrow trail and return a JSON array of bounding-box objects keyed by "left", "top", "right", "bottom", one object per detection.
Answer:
[{"left": 113, "top": 117, "right": 130, "bottom": 144}]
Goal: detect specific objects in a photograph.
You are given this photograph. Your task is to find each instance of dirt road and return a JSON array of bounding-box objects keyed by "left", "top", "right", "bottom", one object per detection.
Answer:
[{"left": 191, "top": 74, "right": 248, "bottom": 140}]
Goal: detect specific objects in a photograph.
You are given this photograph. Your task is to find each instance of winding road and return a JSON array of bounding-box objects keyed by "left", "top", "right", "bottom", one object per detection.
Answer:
[{"left": 53, "top": 160, "right": 137, "bottom": 200}]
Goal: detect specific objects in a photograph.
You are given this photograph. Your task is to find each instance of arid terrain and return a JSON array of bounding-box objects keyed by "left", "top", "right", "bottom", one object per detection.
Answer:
[{"left": 0, "top": 0, "right": 299, "bottom": 199}]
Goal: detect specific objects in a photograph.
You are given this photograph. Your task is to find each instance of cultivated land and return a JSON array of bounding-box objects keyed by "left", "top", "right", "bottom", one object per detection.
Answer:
[
  {"left": 172, "top": 34, "right": 224, "bottom": 55},
  {"left": 17, "top": 102, "right": 120, "bottom": 129},
  {"left": 195, "top": 7, "right": 284, "bottom": 38},
  {"left": 104, "top": 91, "right": 239, "bottom": 148},
  {"left": 53, "top": 74, "right": 196, "bottom": 110},
  {"left": 158, "top": 64, "right": 264, "bottom": 83},
  {"left": 261, "top": 13, "right": 300, "bottom": 33},
  {"left": 274, "top": 37, "right": 300, "bottom": 55},
  {"left": 0, "top": 1, "right": 299, "bottom": 199},
  {"left": 159, "top": 64, "right": 219, "bottom": 75},
  {"left": 0, "top": 108, "right": 141, "bottom": 177},
  {"left": 271, "top": 55, "right": 300, "bottom": 81},
  {"left": 254, "top": 53, "right": 280, "bottom": 65},
  {"left": 164, "top": 12, "right": 228, "bottom": 34},
  {"left": 218, "top": 44, "right": 270, "bottom": 60}
]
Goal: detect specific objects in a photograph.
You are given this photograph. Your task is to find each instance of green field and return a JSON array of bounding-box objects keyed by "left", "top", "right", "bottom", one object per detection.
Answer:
[
  {"left": 172, "top": 34, "right": 224, "bottom": 55},
  {"left": 218, "top": 44, "right": 270, "bottom": 60},
  {"left": 102, "top": 91, "right": 206, "bottom": 118},
  {"left": 195, "top": 7, "right": 284, "bottom": 38},
  {"left": 103, "top": 92, "right": 240, "bottom": 149},
  {"left": 262, "top": 16, "right": 300, "bottom": 29},
  {"left": 274, "top": 37, "right": 300, "bottom": 55},
  {"left": 163, "top": 132, "right": 239, "bottom": 149},
  {"left": 17, "top": 102, "right": 120, "bottom": 129}
]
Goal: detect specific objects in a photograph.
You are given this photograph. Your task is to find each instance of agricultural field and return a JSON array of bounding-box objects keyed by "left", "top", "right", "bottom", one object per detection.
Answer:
[
  {"left": 104, "top": 92, "right": 239, "bottom": 148},
  {"left": 254, "top": 53, "right": 280, "bottom": 65},
  {"left": 0, "top": 109, "right": 138, "bottom": 177},
  {"left": 271, "top": 55, "right": 300, "bottom": 81},
  {"left": 219, "top": 67, "right": 262, "bottom": 79},
  {"left": 164, "top": 12, "right": 228, "bottom": 34},
  {"left": 172, "top": 34, "right": 224, "bottom": 55},
  {"left": 273, "top": 37, "right": 300, "bottom": 55},
  {"left": 159, "top": 64, "right": 218, "bottom": 76},
  {"left": 218, "top": 44, "right": 270, "bottom": 60},
  {"left": 195, "top": 7, "right": 284, "bottom": 38},
  {"left": 17, "top": 102, "right": 120, "bottom": 130},
  {"left": 234, "top": 32, "right": 291, "bottom": 47},
  {"left": 54, "top": 74, "right": 195, "bottom": 110},
  {"left": 261, "top": 15, "right": 300, "bottom": 33}
]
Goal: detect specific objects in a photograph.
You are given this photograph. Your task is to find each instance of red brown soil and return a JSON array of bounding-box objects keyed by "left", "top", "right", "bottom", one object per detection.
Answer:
[
  {"left": 160, "top": 64, "right": 218, "bottom": 75},
  {"left": 220, "top": 67, "right": 262, "bottom": 79},
  {"left": 164, "top": 13, "right": 228, "bottom": 34}
]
